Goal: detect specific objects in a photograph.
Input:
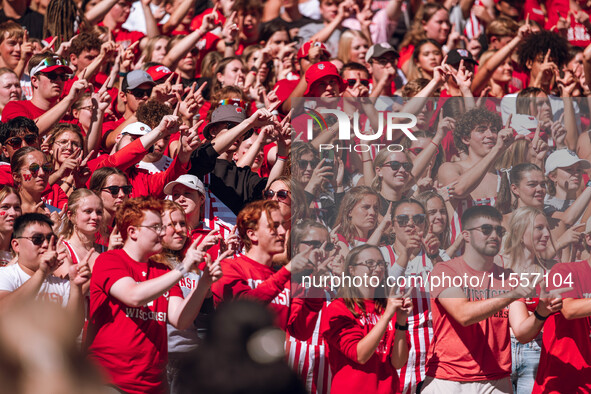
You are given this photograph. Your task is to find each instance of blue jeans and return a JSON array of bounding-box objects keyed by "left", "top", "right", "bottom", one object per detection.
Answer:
[{"left": 511, "top": 335, "right": 542, "bottom": 394}]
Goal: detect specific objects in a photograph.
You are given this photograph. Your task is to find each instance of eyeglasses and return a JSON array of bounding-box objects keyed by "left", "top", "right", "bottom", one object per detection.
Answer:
[
  {"left": 408, "top": 147, "right": 423, "bottom": 155},
  {"left": 137, "top": 224, "right": 165, "bottom": 233},
  {"left": 5, "top": 134, "right": 38, "bottom": 149},
  {"left": 372, "top": 57, "right": 397, "bottom": 66},
  {"left": 41, "top": 72, "right": 70, "bottom": 82},
  {"left": 298, "top": 159, "right": 319, "bottom": 170},
  {"left": 219, "top": 98, "right": 247, "bottom": 109},
  {"left": 346, "top": 79, "right": 370, "bottom": 88},
  {"left": 383, "top": 161, "right": 413, "bottom": 172},
  {"left": 25, "top": 162, "right": 53, "bottom": 175},
  {"left": 395, "top": 214, "right": 426, "bottom": 227},
  {"left": 101, "top": 185, "right": 133, "bottom": 196},
  {"left": 351, "top": 259, "right": 385, "bottom": 270},
  {"left": 465, "top": 224, "right": 506, "bottom": 237},
  {"left": 77, "top": 105, "right": 93, "bottom": 111},
  {"left": 299, "top": 240, "right": 335, "bottom": 251},
  {"left": 54, "top": 139, "right": 81, "bottom": 149},
  {"left": 264, "top": 189, "right": 290, "bottom": 202},
  {"left": 16, "top": 233, "right": 53, "bottom": 246},
  {"left": 127, "top": 87, "right": 153, "bottom": 99}
]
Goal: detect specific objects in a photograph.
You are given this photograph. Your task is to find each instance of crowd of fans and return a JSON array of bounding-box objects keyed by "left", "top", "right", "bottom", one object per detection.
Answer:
[{"left": 0, "top": 0, "right": 590, "bottom": 393}]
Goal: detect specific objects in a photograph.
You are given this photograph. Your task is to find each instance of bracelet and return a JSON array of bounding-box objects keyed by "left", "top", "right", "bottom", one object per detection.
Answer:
[
  {"left": 395, "top": 322, "right": 409, "bottom": 331},
  {"left": 225, "top": 40, "right": 236, "bottom": 46},
  {"left": 175, "top": 264, "right": 187, "bottom": 275},
  {"left": 533, "top": 310, "right": 548, "bottom": 321},
  {"left": 118, "top": 71, "right": 128, "bottom": 77},
  {"left": 430, "top": 140, "right": 440, "bottom": 154},
  {"left": 362, "top": 159, "right": 373, "bottom": 163},
  {"left": 277, "top": 155, "right": 288, "bottom": 161}
]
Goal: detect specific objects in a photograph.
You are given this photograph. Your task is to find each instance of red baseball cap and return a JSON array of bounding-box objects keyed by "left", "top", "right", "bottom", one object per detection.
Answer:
[
  {"left": 297, "top": 41, "right": 330, "bottom": 60},
  {"left": 304, "top": 61, "right": 345, "bottom": 97},
  {"left": 146, "top": 65, "right": 178, "bottom": 83}
]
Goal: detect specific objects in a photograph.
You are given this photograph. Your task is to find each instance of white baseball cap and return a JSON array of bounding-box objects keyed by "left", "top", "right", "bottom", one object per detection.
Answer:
[
  {"left": 121, "top": 122, "right": 152, "bottom": 137},
  {"left": 164, "top": 174, "right": 206, "bottom": 196},
  {"left": 545, "top": 149, "right": 591, "bottom": 176}
]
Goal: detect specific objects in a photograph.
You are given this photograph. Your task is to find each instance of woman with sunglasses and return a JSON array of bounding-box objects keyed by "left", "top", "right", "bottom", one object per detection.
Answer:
[
  {"left": 371, "top": 198, "right": 446, "bottom": 393},
  {"left": 57, "top": 189, "right": 104, "bottom": 275},
  {"left": 321, "top": 244, "right": 412, "bottom": 394},
  {"left": 416, "top": 191, "right": 464, "bottom": 258},
  {"left": 287, "top": 219, "right": 342, "bottom": 394},
  {"left": 0, "top": 185, "right": 21, "bottom": 266},
  {"left": 500, "top": 207, "right": 565, "bottom": 394},
  {"left": 89, "top": 167, "right": 132, "bottom": 248},
  {"left": 11, "top": 146, "right": 67, "bottom": 213}
]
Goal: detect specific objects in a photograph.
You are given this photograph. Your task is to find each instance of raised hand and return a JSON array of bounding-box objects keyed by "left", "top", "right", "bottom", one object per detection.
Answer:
[
  {"left": 495, "top": 114, "right": 516, "bottom": 151},
  {"left": 108, "top": 225, "right": 124, "bottom": 250},
  {"left": 69, "top": 250, "right": 93, "bottom": 287},
  {"left": 39, "top": 235, "right": 60, "bottom": 276}
]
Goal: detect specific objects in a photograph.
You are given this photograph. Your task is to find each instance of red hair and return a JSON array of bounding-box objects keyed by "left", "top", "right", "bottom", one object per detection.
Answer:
[
  {"left": 115, "top": 197, "right": 164, "bottom": 242},
  {"left": 237, "top": 200, "right": 279, "bottom": 251}
]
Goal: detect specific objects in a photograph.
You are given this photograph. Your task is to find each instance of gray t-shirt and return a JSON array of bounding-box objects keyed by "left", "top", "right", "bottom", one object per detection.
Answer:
[{"left": 298, "top": 22, "right": 343, "bottom": 58}]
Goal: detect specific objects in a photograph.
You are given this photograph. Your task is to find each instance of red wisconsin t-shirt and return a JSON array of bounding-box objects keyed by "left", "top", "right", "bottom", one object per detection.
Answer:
[
  {"left": 533, "top": 261, "right": 591, "bottom": 393},
  {"left": 2, "top": 100, "right": 46, "bottom": 121},
  {"left": 321, "top": 299, "right": 403, "bottom": 394},
  {"left": 425, "top": 257, "right": 513, "bottom": 381},
  {"left": 211, "top": 254, "right": 322, "bottom": 339},
  {"left": 87, "top": 249, "right": 183, "bottom": 394}
]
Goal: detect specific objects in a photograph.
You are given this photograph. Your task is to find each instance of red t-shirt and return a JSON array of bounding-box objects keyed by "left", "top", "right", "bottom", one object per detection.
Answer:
[
  {"left": 211, "top": 254, "right": 322, "bottom": 339},
  {"left": 0, "top": 163, "right": 12, "bottom": 186},
  {"left": 2, "top": 100, "right": 46, "bottom": 121},
  {"left": 42, "top": 183, "right": 68, "bottom": 209},
  {"left": 98, "top": 23, "right": 144, "bottom": 49},
  {"left": 87, "top": 249, "right": 183, "bottom": 394},
  {"left": 533, "top": 260, "right": 591, "bottom": 393},
  {"left": 321, "top": 298, "right": 404, "bottom": 394},
  {"left": 425, "top": 257, "right": 513, "bottom": 381}
]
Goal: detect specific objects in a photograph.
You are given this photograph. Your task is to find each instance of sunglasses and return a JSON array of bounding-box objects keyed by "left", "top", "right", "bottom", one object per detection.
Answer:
[
  {"left": 41, "top": 72, "right": 70, "bottom": 81},
  {"left": 128, "top": 87, "right": 153, "bottom": 99},
  {"left": 395, "top": 214, "right": 426, "bottom": 227},
  {"left": 190, "top": 48, "right": 199, "bottom": 56},
  {"left": 219, "top": 98, "right": 247, "bottom": 109},
  {"left": 465, "top": 224, "right": 506, "bottom": 237},
  {"left": 346, "top": 79, "right": 370, "bottom": 88},
  {"left": 102, "top": 185, "right": 133, "bottom": 196},
  {"left": 298, "top": 159, "right": 319, "bottom": 170},
  {"left": 16, "top": 233, "right": 53, "bottom": 246},
  {"left": 264, "top": 189, "right": 290, "bottom": 202},
  {"left": 351, "top": 259, "right": 385, "bottom": 270},
  {"left": 383, "top": 161, "right": 413, "bottom": 172},
  {"left": 299, "top": 240, "right": 335, "bottom": 251},
  {"left": 5, "top": 134, "right": 38, "bottom": 149},
  {"left": 25, "top": 162, "right": 53, "bottom": 174},
  {"left": 408, "top": 147, "right": 423, "bottom": 155}
]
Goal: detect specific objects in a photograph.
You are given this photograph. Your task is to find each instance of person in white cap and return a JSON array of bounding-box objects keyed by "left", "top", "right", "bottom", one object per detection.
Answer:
[
  {"left": 544, "top": 149, "right": 591, "bottom": 216},
  {"left": 3, "top": 53, "right": 89, "bottom": 137}
]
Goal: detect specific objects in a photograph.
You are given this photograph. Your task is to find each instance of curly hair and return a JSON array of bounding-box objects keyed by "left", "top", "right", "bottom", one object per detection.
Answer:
[
  {"left": 68, "top": 31, "right": 102, "bottom": 57},
  {"left": 453, "top": 108, "right": 502, "bottom": 153},
  {"left": 517, "top": 30, "right": 570, "bottom": 70},
  {"left": 136, "top": 99, "right": 173, "bottom": 129}
]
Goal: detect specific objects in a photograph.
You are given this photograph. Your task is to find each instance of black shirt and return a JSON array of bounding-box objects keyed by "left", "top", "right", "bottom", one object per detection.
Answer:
[{"left": 0, "top": 8, "right": 44, "bottom": 40}]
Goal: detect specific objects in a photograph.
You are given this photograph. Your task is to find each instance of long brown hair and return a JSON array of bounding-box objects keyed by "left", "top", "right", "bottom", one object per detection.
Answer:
[
  {"left": 338, "top": 244, "right": 387, "bottom": 318},
  {"left": 333, "top": 186, "right": 380, "bottom": 245},
  {"left": 400, "top": 3, "right": 448, "bottom": 49}
]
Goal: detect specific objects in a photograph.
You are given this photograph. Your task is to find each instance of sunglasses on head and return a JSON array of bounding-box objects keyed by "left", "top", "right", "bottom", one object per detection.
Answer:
[
  {"left": 263, "top": 189, "right": 290, "bottom": 201},
  {"left": 17, "top": 233, "right": 53, "bottom": 246},
  {"left": 219, "top": 98, "right": 247, "bottom": 109},
  {"left": 383, "top": 161, "right": 413, "bottom": 172},
  {"left": 466, "top": 224, "right": 506, "bottom": 237},
  {"left": 5, "top": 134, "right": 38, "bottom": 149},
  {"left": 395, "top": 213, "right": 426, "bottom": 227},
  {"left": 41, "top": 71, "right": 70, "bottom": 82},
  {"left": 25, "top": 162, "right": 53, "bottom": 174},
  {"left": 346, "top": 79, "right": 370, "bottom": 88},
  {"left": 299, "top": 239, "right": 335, "bottom": 251},
  {"left": 298, "top": 159, "right": 319, "bottom": 170},
  {"left": 102, "top": 185, "right": 133, "bottom": 196},
  {"left": 128, "top": 87, "right": 153, "bottom": 99}
]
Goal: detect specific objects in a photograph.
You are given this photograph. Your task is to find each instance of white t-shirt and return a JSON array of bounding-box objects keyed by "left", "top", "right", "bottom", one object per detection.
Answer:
[
  {"left": 137, "top": 155, "right": 172, "bottom": 174},
  {"left": 122, "top": 1, "right": 170, "bottom": 34},
  {"left": 0, "top": 264, "right": 70, "bottom": 307}
]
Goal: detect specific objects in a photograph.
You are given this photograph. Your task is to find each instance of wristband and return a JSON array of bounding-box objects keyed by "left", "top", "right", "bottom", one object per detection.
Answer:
[
  {"left": 118, "top": 71, "right": 128, "bottom": 77},
  {"left": 430, "top": 140, "right": 440, "bottom": 154},
  {"left": 533, "top": 310, "right": 548, "bottom": 321},
  {"left": 277, "top": 155, "right": 288, "bottom": 161},
  {"left": 395, "top": 322, "right": 409, "bottom": 331},
  {"left": 225, "top": 40, "right": 236, "bottom": 46}
]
